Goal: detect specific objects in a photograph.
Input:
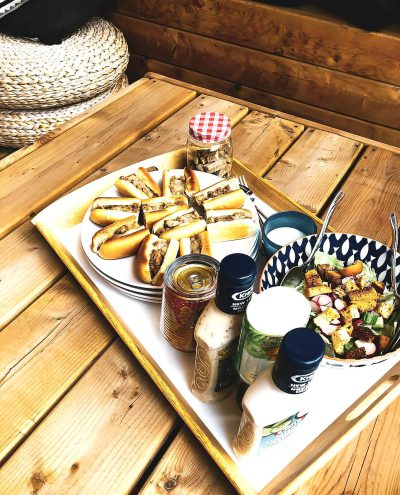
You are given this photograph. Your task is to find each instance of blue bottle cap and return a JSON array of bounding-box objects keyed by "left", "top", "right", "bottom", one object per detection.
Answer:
[
  {"left": 219, "top": 253, "right": 257, "bottom": 287},
  {"left": 272, "top": 328, "right": 325, "bottom": 394}
]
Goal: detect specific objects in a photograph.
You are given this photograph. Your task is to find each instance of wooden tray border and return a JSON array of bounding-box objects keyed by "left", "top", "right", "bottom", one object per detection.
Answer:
[{"left": 32, "top": 148, "right": 400, "bottom": 495}]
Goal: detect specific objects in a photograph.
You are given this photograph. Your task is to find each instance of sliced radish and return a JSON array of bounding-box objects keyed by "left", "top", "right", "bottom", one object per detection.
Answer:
[
  {"left": 321, "top": 324, "right": 338, "bottom": 336},
  {"left": 331, "top": 319, "right": 341, "bottom": 325},
  {"left": 342, "top": 276, "right": 354, "bottom": 284},
  {"left": 334, "top": 299, "right": 347, "bottom": 311},
  {"left": 310, "top": 301, "right": 320, "bottom": 313},
  {"left": 355, "top": 340, "right": 376, "bottom": 356},
  {"left": 318, "top": 295, "right": 332, "bottom": 306}
]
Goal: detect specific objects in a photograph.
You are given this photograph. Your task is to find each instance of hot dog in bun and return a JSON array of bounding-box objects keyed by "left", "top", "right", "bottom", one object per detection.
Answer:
[
  {"left": 136, "top": 234, "right": 179, "bottom": 286},
  {"left": 142, "top": 195, "right": 188, "bottom": 228},
  {"left": 205, "top": 208, "right": 257, "bottom": 242},
  {"left": 152, "top": 207, "right": 207, "bottom": 241},
  {"left": 115, "top": 167, "right": 161, "bottom": 199},
  {"left": 179, "top": 231, "right": 213, "bottom": 256},
  {"left": 162, "top": 167, "right": 200, "bottom": 196},
  {"left": 193, "top": 177, "right": 245, "bottom": 210},
  {"left": 89, "top": 197, "right": 141, "bottom": 226}
]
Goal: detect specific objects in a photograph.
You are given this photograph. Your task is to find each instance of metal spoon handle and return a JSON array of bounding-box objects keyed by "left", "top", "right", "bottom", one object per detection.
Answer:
[
  {"left": 304, "top": 190, "right": 344, "bottom": 267},
  {"left": 390, "top": 212, "right": 399, "bottom": 294}
]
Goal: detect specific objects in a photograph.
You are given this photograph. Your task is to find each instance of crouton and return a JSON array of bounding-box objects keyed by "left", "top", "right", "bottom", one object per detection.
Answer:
[
  {"left": 374, "top": 335, "right": 391, "bottom": 353},
  {"left": 344, "top": 279, "right": 359, "bottom": 292},
  {"left": 352, "top": 326, "right": 376, "bottom": 343},
  {"left": 314, "top": 307, "right": 340, "bottom": 332},
  {"left": 345, "top": 347, "right": 367, "bottom": 359},
  {"left": 333, "top": 285, "right": 347, "bottom": 299},
  {"left": 347, "top": 286, "right": 380, "bottom": 312},
  {"left": 325, "top": 270, "right": 342, "bottom": 286},
  {"left": 356, "top": 275, "right": 367, "bottom": 289},
  {"left": 376, "top": 301, "right": 395, "bottom": 319},
  {"left": 317, "top": 264, "right": 331, "bottom": 278},
  {"left": 331, "top": 328, "right": 351, "bottom": 355},
  {"left": 340, "top": 304, "right": 360, "bottom": 324},
  {"left": 372, "top": 281, "right": 385, "bottom": 294},
  {"left": 304, "top": 270, "right": 332, "bottom": 297}
]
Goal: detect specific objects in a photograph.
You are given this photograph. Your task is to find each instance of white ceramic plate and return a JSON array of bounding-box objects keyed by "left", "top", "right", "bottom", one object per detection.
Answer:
[{"left": 81, "top": 170, "right": 260, "bottom": 291}]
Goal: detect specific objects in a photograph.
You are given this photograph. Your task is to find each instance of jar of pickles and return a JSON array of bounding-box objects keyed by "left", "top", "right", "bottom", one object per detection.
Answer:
[{"left": 187, "top": 112, "right": 233, "bottom": 179}]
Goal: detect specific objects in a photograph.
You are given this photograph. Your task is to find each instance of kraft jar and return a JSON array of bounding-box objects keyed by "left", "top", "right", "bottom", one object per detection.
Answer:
[
  {"left": 186, "top": 111, "right": 233, "bottom": 179},
  {"left": 161, "top": 254, "right": 219, "bottom": 352}
]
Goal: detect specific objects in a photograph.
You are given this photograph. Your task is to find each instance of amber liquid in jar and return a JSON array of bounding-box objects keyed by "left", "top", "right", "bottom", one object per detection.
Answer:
[{"left": 161, "top": 255, "right": 219, "bottom": 352}]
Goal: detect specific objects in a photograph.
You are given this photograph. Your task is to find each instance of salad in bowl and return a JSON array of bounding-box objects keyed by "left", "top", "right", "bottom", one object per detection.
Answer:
[{"left": 260, "top": 233, "right": 400, "bottom": 366}]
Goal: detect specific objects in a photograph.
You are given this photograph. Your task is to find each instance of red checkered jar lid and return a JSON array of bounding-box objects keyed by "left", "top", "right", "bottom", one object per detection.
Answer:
[{"left": 189, "top": 112, "right": 231, "bottom": 143}]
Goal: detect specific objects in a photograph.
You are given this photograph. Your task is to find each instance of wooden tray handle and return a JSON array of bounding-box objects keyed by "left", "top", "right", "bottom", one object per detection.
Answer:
[{"left": 260, "top": 362, "right": 400, "bottom": 495}]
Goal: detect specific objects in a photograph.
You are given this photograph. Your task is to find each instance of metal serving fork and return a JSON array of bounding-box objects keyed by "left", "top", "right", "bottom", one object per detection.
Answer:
[
  {"left": 237, "top": 175, "right": 267, "bottom": 232},
  {"left": 280, "top": 190, "right": 344, "bottom": 288}
]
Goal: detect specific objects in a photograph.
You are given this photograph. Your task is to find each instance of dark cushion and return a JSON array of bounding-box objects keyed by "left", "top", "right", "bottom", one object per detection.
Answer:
[{"left": 0, "top": 0, "right": 109, "bottom": 44}]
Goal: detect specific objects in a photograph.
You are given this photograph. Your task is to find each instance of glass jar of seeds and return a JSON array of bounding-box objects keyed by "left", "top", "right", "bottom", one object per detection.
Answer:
[{"left": 187, "top": 112, "right": 233, "bottom": 179}]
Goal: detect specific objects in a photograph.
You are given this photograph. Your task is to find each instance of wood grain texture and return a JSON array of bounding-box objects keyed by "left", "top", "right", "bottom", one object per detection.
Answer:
[
  {"left": 345, "top": 398, "right": 400, "bottom": 495},
  {"left": 265, "top": 128, "right": 363, "bottom": 214},
  {"left": 139, "top": 426, "right": 235, "bottom": 495},
  {"left": 129, "top": 56, "right": 400, "bottom": 148},
  {"left": 0, "top": 221, "right": 64, "bottom": 330},
  {"left": 78, "top": 94, "right": 248, "bottom": 182},
  {"left": 232, "top": 111, "right": 304, "bottom": 176},
  {"left": 0, "top": 276, "right": 115, "bottom": 462},
  {"left": 0, "top": 79, "right": 196, "bottom": 239},
  {"left": 0, "top": 341, "right": 176, "bottom": 495},
  {"left": 0, "top": 78, "right": 149, "bottom": 173},
  {"left": 111, "top": 0, "right": 400, "bottom": 85},
  {"left": 110, "top": 14, "right": 400, "bottom": 129},
  {"left": 322, "top": 147, "right": 400, "bottom": 246},
  {"left": 146, "top": 73, "right": 400, "bottom": 154}
]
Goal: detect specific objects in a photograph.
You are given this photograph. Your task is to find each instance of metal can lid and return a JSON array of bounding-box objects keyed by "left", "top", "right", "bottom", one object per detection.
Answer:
[
  {"left": 174, "top": 264, "right": 215, "bottom": 294},
  {"left": 189, "top": 112, "right": 231, "bottom": 143}
]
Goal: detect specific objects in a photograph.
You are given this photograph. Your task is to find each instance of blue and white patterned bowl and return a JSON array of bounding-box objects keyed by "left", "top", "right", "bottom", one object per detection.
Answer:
[{"left": 259, "top": 233, "right": 400, "bottom": 367}]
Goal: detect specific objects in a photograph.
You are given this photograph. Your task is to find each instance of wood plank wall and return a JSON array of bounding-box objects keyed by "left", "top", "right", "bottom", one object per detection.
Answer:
[{"left": 107, "top": 0, "right": 400, "bottom": 147}]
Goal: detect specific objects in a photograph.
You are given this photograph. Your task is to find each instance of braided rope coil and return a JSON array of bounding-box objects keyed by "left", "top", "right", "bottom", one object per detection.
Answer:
[
  {"left": 0, "top": 74, "right": 128, "bottom": 148},
  {"left": 0, "top": 17, "right": 129, "bottom": 110}
]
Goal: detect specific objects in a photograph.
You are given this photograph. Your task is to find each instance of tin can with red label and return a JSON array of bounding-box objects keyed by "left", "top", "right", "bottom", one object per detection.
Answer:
[{"left": 161, "top": 254, "right": 219, "bottom": 352}]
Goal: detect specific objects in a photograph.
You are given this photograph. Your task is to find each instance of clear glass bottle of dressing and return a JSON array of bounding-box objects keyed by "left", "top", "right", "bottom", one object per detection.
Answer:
[
  {"left": 191, "top": 254, "right": 257, "bottom": 403},
  {"left": 233, "top": 328, "right": 325, "bottom": 459}
]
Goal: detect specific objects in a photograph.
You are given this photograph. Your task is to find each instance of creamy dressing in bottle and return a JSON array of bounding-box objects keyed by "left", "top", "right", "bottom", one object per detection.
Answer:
[
  {"left": 192, "top": 254, "right": 257, "bottom": 403},
  {"left": 233, "top": 328, "right": 325, "bottom": 459}
]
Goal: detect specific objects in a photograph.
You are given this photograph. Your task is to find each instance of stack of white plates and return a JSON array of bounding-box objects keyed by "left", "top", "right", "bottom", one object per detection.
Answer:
[{"left": 81, "top": 170, "right": 262, "bottom": 303}]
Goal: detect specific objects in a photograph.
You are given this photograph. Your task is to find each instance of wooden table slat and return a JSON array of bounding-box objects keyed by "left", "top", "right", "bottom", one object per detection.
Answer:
[
  {"left": 138, "top": 426, "right": 235, "bottom": 495},
  {"left": 232, "top": 111, "right": 304, "bottom": 176},
  {"left": 322, "top": 147, "right": 400, "bottom": 245},
  {"left": 0, "top": 79, "right": 196, "bottom": 239},
  {"left": 0, "top": 221, "right": 64, "bottom": 330},
  {"left": 0, "top": 341, "right": 176, "bottom": 495},
  {"left": 0, "top": 276, "right": 115, "bottom": 462},
  {"left": 265, "top": 127, "right": 364, "bottom": 214}
]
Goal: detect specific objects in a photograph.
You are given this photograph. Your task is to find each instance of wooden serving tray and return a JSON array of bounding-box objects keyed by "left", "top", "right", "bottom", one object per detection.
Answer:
[{"left": 33, "top": 148, "right": 400, "bottom": 495}]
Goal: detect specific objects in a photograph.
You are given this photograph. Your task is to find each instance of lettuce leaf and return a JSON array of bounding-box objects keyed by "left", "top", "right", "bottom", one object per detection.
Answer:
[
  {"left": 361, "top": 262, "right": 377, "bottom": 283},
  {"left": 313, "top": 251, "right": 344, "bottom": 269}
]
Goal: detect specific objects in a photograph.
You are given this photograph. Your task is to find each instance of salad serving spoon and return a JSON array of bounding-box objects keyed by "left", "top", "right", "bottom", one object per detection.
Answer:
[
  {"left": 382, "top": 212, "right": 400, "bottom": 355},
  {"left": 281, "top": 190, "right": 344, "bottom": 288}
]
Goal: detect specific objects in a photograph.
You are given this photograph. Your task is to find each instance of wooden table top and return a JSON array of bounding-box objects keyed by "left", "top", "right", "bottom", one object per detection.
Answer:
[{"left": 0, "top": 73, "right": 399, "bottom": 495}]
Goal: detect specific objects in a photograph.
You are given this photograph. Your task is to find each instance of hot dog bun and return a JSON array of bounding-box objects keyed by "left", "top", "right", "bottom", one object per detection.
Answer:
[
  {"left": 136, "top": 234, "right": 179, "bottom": 286},
  {"left": 193, "top": 178, "right": 245, "bottom": 210},
  {"left": 92, "top": 216, "right": 141, "bottom": 254},
  {"left": 179, "top": 231, "right": 213, "bottom": 256},
  {"left": 152, "top": 208, "right": 207, "bottom": 241},
  {"left": 89, "top": 197, "right": 141, "bottom": 226},
  {"left": 98, "top": 227, "right": 150, "bottom": 259},
  {"left": 206, "top": 208, "right": 257, "bottom": 242},
  {"left": 162, "top": 167, "right": 200, "bottom": 196},
  {"left": 115, "top": 167, "right": 161, "bottom": 199},
  {"left": 142, "top": 195, "right": 188, "bottom": 228}
]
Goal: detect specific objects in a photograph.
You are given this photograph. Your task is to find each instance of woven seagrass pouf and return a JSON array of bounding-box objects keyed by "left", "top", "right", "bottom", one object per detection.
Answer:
[
  {"left": 0, "top": 17, "right": 129, "bottom": 110},
  {"left": 0, "top": 74, "right": 128, "bottom": 148}
]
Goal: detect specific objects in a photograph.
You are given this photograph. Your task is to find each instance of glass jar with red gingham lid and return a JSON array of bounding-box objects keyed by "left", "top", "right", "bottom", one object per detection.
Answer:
[{"left": 186, "top": 111, "right": 233, "bottom": 178}]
